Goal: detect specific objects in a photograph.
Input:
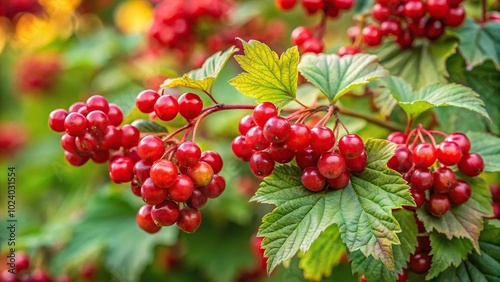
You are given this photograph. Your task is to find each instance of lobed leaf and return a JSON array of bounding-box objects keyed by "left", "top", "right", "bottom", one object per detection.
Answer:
[{"left": 427, "top": 232, "right": 474, "bottom": 279}]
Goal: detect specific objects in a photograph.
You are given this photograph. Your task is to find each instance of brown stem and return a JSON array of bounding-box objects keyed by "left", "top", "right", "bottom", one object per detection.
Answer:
[
  {"left": 481, "top": 0, "right": 487, "bottom": 23},
  {"left": 353, "top": 15, "right": 365, "bottom": 49},
  {"left": 336, "top": 106, "right": 405, "bottom": 131},
  {"left": 404, "top": 118, "right": 414, "bottom": 136}
]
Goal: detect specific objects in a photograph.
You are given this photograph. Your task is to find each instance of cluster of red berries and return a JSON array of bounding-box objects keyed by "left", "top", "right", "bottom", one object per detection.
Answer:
[
  {"left": 489, "top": 183, "right": 500, "bottom": 219},
  {"left": 232, "top": 102, "right": 367, "bottom": 192},
  {"left": 282, "top": 0, "right": 355, "bottom": 54},
  {"left": 148, "top": 0, "right": 232, "bottom": 61},
  {"left": 131, "top": 89, "right": 225, "bottom": 234},
  {"left": 15, "top": 54, "right": 62, "bottom": 94},
  {"left": 48, "top": 95, "right": 128, "bottom": 167},
  {"left": 387, "top": 128, "right": 484, "bottom": 216},
  {"left": 343, "top": 0, "right": 466, "bottom": 53}
]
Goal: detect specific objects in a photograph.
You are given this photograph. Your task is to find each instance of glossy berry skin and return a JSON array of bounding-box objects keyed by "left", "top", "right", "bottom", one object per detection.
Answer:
[
  {"left": 151, "top": 200, "right": 180, "bottom": 226},
  {"left": 380, "top": 20, "right": 401, "bottom": 37},
  {"left": 458, "top": 153, "right": 484, "bottom": 177},
  {"left": 69, "top": 102, "right": 85, "bottom": 113},
  {"left": 371, "top": 4, "right": 390, "bottom": 22},
  {"left": 253, "top": 102, "right": 278, "bottom": 128},
  {"left": 449, "top": 180, "right": 471, "bottom": 206},
  {"left": 120, "top": 124, "right": 140, "bottom": 149},
  {"left": 275, "top": 0, "right": 297, "bottom": 10},
  {"left": 64, "top": 151, "right": 89, "bottom": 166},
  {"left": 249, "top": 151, "right": 275, "bottom": 178},
  {"left": 176, "top": 141, "right": 201, "bottom": 167},
  {"left": 396, "top": 30, "right": 415, "bottom": 49},
  {"left": 136, "top": 205, "right": 161, "bottom": 234},
  {"left": 445, "top": 6, "right": 466, "bottom": 27},
  {"left": 425, "top": 19, "right": 445, "bottom": 40},
  {"left": 426, "top": 0, "right": 449, "bottom": 18},
  {"left": 186, "top": 189, "right": 208, "bottom": 209},
  {"left": 411, "top": 168, "right": 434, "bottom": 191},
  {"left": 141, "top": 178, "right": 168, "bottom": 205},
  {"left": 433, "top": 167, "right": 457, "bottom": 194},
  {"left": 302, "top": 38, "right": 324, "bottom": 54},
  {"left": 362, "top": 25, "right": 382, "bottom": 47},
  {"left": 107, "top": 103, "right": 124, "bottom": 126},
  {"left": 204, "top": 174, "right": 226, "bottom": 198},
  {"left": 200, "top": 151, "right": 223, "bottom": 174},
  {"left": 150, "top": 160, "right": 178, "bottom": 188},
  {"left": 80, "top": 263, "right": 97, "bottom": 280},
  {"left": 178, "top": 92, "right": 203, "bottom": 120},
  {"left": 334, "top": 0, "right": 354, "bottom": 10},
  {"left": 387, "top": 145, "right": 413, "bottom": 172},
  {"left": 337, "top": 45, "right": 361, "bottom": 57},
  {"left": 246, "top": 126, "right": 270, "bottom": 151},
  {"left": 410, "top": 185, "right": 426, "bottom": 208},
  {"left": 327, "top": 170, "right": 350, "bottom": 190},
  {"left": 291, "top": 26, "right": 314, "bottom": 46},
  {"left": 49, "top": 109, "right": 68, "bottom": 132},
  {"left": 137, "top": 135, "right": 165, "bottom": 164},
  {"left": 187, "top": 161, "right": 214, "bottom": 186},
  {"left": 339, "top": 134, "right": 364, "bottom": 159},
  {"left": 100, "top": 126, "right": 121, "bottom": 150},
  {"left": 444, "top": 132, "right": 471, "bottom": 154},
  {"left": 231, "top": 136, "right": 253, "bottom": 161},
  {"left": 346, "top": 151, "right": 367, "bottom": 172},
  {"left": 286, "top": 124, "right": 311, "bottom": 151},
  {"left": 238, "top": 115, "right": 256, "bottom": 135},
  {"left": 263, "top": 116, "right": 291, "bottom": 143},
  {"left": 409, "top": 252, "right": 432, "bottom": 274},
  {"left": 436, "top": 141, "right": 462, "bottom": 166},
  {"left": 490, "top": 184, "right": 500, "bottom": 203},
  {"left": 409, "top": 17, "right": 427, "bottom": 37},
  {"left": 177, "top": 207, "right": 202, "bottom": 233},
  {"left": 154, "top": 95, "right": 179, "bottom": 121},
  {"left": 136, "top": 90, "right": 160, "bottom": 113},
  {"left": 301, "top": 167, "right": 326, "bottom": 192},
  {"left": 427, "top": 194, "right": 451, "bottom": 216},
  {"left": 15, "top": 252, "right": 30, "bottom": 271},
  {"left": 387, "top": 132, "right": 406, "bottom": 144},
  {"left": 295, "top": 147, "right": 321, "bottom": 170},
  {"left": 301, "top": 0, "right": 324, "bottom": 14},
  {"left": 109, "top": 157, "right": 134, "bottom": 183},
  {"left": 86, "top": 95, "right": 109, "bottom": 113},
  {"left": 270, "top": 143, "right": 295, "bottom": 163},
  {"left": 412, "top": 142, "right": 437, "bottom": 168},
  {"left": 61, "top": 134, "right": 77, "bottom": 153},
  {"left": 131, "top": 182, "right": 142, "bottom": 197},
  {"left": 310, "top": 126, "right": 335, "bottom": 153},
  {"left": 86, "top": 110, "right": 109, "bottom": 133},
  {"left": 75, "top": 132, "right": 99, "bottom": 153},
  {"left": 318, "top": 152, "right": 347, "bottom": 179},
  {"left": 169, "top": 174, "right": 194, "bottom": 202},
  {"left": 416, "top": 236, "right": 432, "bottom": 253},
  {"left": 64, "top": 112, "right": 87, "bottom": 136},
  {"left": 404, "top": 0, "right": 426, "bottom": 20}
]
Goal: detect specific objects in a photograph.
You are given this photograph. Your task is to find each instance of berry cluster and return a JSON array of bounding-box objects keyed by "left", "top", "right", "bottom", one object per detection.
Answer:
[
  {"left": 15, "top": 54, "right": 62, "bottom": 94},
  {"left": 386, "top": 127, "right": 484, "bottom": 216},
  {"left": 283, "top": 0, "right": 355, "bottom": 54},
  {"left": 489, "top": 183, "right": 500, "bottom": 219},
  {"left": 132, "top": 89, "right": 226, "bottom": 234},
  {"left": 48, "top": 95, "right": 127, "bottom": 167},
  {"left": 408, "top": 235, "right": 432, "bottom": 276},
  {"left": 342, "top": 0, "right": 466, "bottom": 52},
  {"left": 232, "top": 102, "right": 367, "bottom": 192}
]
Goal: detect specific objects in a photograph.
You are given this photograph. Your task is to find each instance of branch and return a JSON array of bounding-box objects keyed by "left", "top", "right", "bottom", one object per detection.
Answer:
[{"left": 336, "top": 105, "right": 405, "bottom": 132}]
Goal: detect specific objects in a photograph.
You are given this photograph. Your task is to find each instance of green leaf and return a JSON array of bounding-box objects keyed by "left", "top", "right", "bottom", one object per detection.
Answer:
[
  {"left": 432, "top": 223, "right": 500, "bottom": 282},
  {"left": 453, "top": 18, "right": 500, "bottom": 69},
  {"left": 349, "top": 209, "right": 418, "bottom": 282},
  {"left": 427, "top": 232, "right": 474, "bottom": 279},
  {"left": 354, "top": 0, "right": 373, "bottom": 15},
  {"left": 254, "top": 139, "right": 413, "bottom": 273},
  {"left": 298, "top": 224, "right": 346, "bottom": 281},
  {"left": 375, "top": 37, "right": 458, "bottom": 90},
  {"left": 228, "top": 39, "right": 299, "bottom": 109},
  {"left": 51, "top": 191, "right": 178, "bottom": 281},
  {"left": 297, "top": 53, "right": 388, "bottom": 103},
  {"left": 467, "top": 132, "right": 500, "bottom": 173},
  {"left": 161, "top": 46, "right": 237, "bottom": 93},
  {"left": 131, "top": 119, "right": 168, "bottom": 133},
  {"left": 416, "top": 175, "right": 493, "bottom": 250},
  {"left": 373, "top": 76, "right": 413, "bottom": 117}
]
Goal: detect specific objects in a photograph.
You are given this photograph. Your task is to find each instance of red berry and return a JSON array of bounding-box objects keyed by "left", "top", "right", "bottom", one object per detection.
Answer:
[
  {"left": 136, "top": 205, "right": 161, "bottom": 233},
  {"left": 387, "top": 145, "right": 413, "bottom": 172},
  {"left": 448, "top": 0, "right": 463, "bottom": 7},
  {"left": 317, "top": 152, "right": 347, "bottom": 179},
  {"left": 398, "top": 269, "right": 408, "bottom": 282},
  {"left": 133, "top": 160, "right": 152, "bottom": 184},
  {"left": 138, "top": 135, "right": 165, "bottom": 164},
  {"left": 246, "top": 126, "right": 270, "bottom": 151},
  {"left": 404, "top": 0, "right": 426, "bottom": 20},
  {"left": 69, "top": 102, "right": 85, "bottom": 113},
  {"left": 91, "top": 149, "right": 110, "bottom": 164},
  {"left": 200, "top": 151, "right": 223, "bottom": 174},
  {"left": 178, "top": 92, "right": 203, "bottom": 120},
  {"left": 141, "top": 178, "right": 168, "bottom": 205},
  {"left": 151, "top": 200, "right": 180, "bottom": 226},
  {"left": 334, "top": 0, "right": 354, "bottom": 10},
  {"left": 433, "top": 167, "right": 457, "bottom": 194},
  {"left": 494, "top": 203, "right": 500, "bottom": 219},
  {"left": 253, "top": 102, "right": 278, "bottom": 128},
  {"left": 231, "top": 136, "right": 253, "bottom": 161},
  {"left": 339, "top": 134, "right": 364, "bottom": 159},
  {"left": 186, "top": 189, "right": 208, "bottom": 209},
  {"left": 269, "top": 143, "right": 295, "bottom": 163},
  {"left": 107, "top": 103, "right": 124, "bottom": 126},
  {"left": 409, "top": 17, "right": 427, "bottom": 37},
  {"left": 249, "top": 151, "right": 275, "bottom": 178},
  {"left": 100, "top": 126, "right": 121, "bottom": 150},
  {"left": 80, "top": 262, "right": 97, "bottom": 280},
  {"left": 169, "top": 174, "right": 194, "bottom": 202},
  {"left": 61, "top": 134, "right": 77, "bottom": 153},
  {"left": 412, "top": 142, "right": 436, "bottom": 168},
  {"left": 444, "top": 132, "right": 471, "bottom": 154},
  {"left": 187, "top": 161, "right": 214, "bottom": 186},
  {"left": 444, "top": 6, "right": 465, "bottom": 27},
  {"left": 75, "top": 132, "right": 99, "bottom": 153},
  {"left": 275, "top": 0, "right": 297, "bottom": 10},
  {"left": 362, "top": 25, "right": 382, "bottom": 47},
  {"left": 31, "top": 269, "right": 53, "bottom": 282},
  {"left": 337, "top": 45, "right": 361, "bottom": 57},
  {"left": 409, "top": 185, "right": 426, "bottom": 208},
  {"left": 410, "top": 168, "right": 434, "bottom": 191},
  {"left": 64, "top": 150, "right": 89, "bottom": 166},
  {"left": 238, "top": 115, "right": 256, "bottom": 135},
  {"left": 396, "top": 30, "right": 414, "bottom": 49},
  {"left": 203, "top": 174, "right": 226, "bottom": 198},
  {"left": 490, "top": 183, "right": 500, "bottom": 203},
  {"left": 310, "top": 126, "right": 335, "bottom": 153},
  {"left": 416, "top": 236, "right": 432, "bottom": 253},
  {"left": 380, "top": 20, "right": 401, "bottom": 37},
  {"left": 154, "top": 95, "right": 179, "bottom": 121},
  {"left": 109, "top": 157, "right": 134, "bottom": 183},
  {"left": 409, "top": 252, "right": 432, "bottom": 274},
  {"left": 150, "top": 160, "right": 178, "bottom": 188},
  {"left": 449, "top": 179, "right": 471, "bottom": 206},
  {"left": 387, "top": 132, "right": 406, "bottom": 144},
  {"left": 327, "top": 170, "right": 350, "bottom": 190},
  {"left": 86, "top": 110, "right": 109, "bottom": 133},
  {"left": 49, "top": 109, "right": 68, "bottom": 132},
  {"left": 64, "top": 112, "right": 87, "bottom": 137},
  {"left": 131, "top": 181, "right": 142, "bottom": 197},
  {"left": 426, "top": 0, "right": 449, "bottom": 18},
  {"left": 436, "top": 141, "right": 462, "bottom": 166},
  {"left": 16, "top": 252, "right": 30, "bottom": 271},
  {"left": 291, "top": 26, "right": 314, "bottom": 46},
  {"left": 458, "top": 153, "right": 484, "bottom": 177},
  {"left": 345, "top": 150, "right": 367, "bottom": 172},
  {"left": 120, "top": 124, "right": 140, "bottom": 149},
  {"left": 286, "top": 123, "right": 311, "bottom": 151},
  {"left": 359, "top": 275, "right": 367, "bottom": 282},
  {"left": 347, "top": 26, "right": 360, "bottom": 42},
  {"left": 301, "top": 167, "right": 326, "bottom": 192},
  {"left": 86, "top": 95, "right": 109, "bottom": 113},
  {"left": 324, "top": 2, "right": 339, "bottom": 17},
  {"left": 427, "top": 194, "right": 451, "bottom": 216},
  {"left": 301, "top": 0, "right": 324, "bottom": 14},
  {"left": 295, "top": 147, "right": 321, "bottom": 170},
  {"left": 302, "top": 38, "right": 324, "bottom": 54},
  {"left": 176, "top": 141, "right": 201, "bottom": 167},
  {"left": 372, "top": 3, "right": 391, "bottom": 22},
  {"left": 177, "top": 207, "right": 202, "bottom": 233},
  {"left": 263, "top": 116, "right": 291, "bottom": 143},
  {"left": 136, "top": 89, "right": 160, "bottom": 113},
  {"left": 425, "top": 19, "right": 445, "bottom": 40}
]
